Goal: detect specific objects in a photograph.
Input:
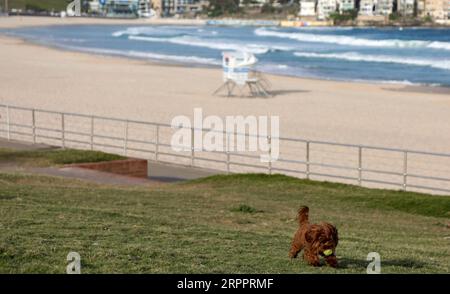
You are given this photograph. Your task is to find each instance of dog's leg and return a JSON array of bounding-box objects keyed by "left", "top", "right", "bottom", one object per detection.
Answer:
[
  {"left": 288, "top": 232, "right": 304, "bottom": 258},
  {"left": 288, "top": 242, "right": 303, "bottom": 259},
  {"left": 324, "top": 255, "right": 338, "bottom": 268},
  {"left": 303, "top": 248, "right": 320, "bottom": 266}
]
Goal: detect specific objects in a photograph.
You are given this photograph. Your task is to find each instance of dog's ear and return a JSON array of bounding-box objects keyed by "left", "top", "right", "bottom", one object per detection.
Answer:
[
  {"left": 321, "top": 223, "right": 338, "bottom": 244},
  {"left": 324, "top": 223, "right": 338, "bottom": 244}
]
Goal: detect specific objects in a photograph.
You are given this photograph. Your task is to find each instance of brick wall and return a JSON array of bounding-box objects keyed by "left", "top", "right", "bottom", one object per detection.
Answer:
[{"left": 69, "top": 159, "right": 148, "bottom": 178}]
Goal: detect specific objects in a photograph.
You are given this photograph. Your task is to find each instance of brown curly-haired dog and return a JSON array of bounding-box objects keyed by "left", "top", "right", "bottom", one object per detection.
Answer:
[{"left": 289, "top": 206, "right": 339, "bottom": 267}]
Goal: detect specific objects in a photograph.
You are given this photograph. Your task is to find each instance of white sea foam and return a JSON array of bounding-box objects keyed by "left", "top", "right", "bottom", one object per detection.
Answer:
[
  {"left": 112, "top": 26, "right": 199, "bottom": 38},
  {"left": 338, "top": 78, "right": 439, "bottom": 87},
  {"left": 428, "top": 41, "right": 450, "bottom": 51},
  {"left": 128, "top": 35, "right": 291, "bottom": 54},
  {"left": 195, "top": 28, "right": 218, "bottom": 35},
  {"left": 294, "top": 26, "right": 356, "bottom": 31},
  {"left": 378, "top": 80, "right": 417, "bottom": 85},
  {"left": 255, "top": 28, "right": 450, "bottom": 51},
  {"left": 293, "top": 51, "right": 450, "bottom": 71},
  {"left": 61, "top": 45, "right": 220, "bottom": 65}
]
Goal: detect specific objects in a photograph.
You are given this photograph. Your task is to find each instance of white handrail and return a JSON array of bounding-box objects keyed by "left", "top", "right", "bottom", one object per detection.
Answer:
[{"left": 1, "top": 103, "right": 449, "bottom": 195}]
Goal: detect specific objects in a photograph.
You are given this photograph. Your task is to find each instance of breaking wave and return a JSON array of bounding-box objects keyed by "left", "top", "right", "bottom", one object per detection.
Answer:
[
  {"left": 112, "top": 26, "right": 201, "bottom": 38},
  {"left": 428, "top": 41, "right": 450, "bottom": 51},
  {"left": 60, "top": 45, "right": 221, "bottom": 65},
  {"left": 293, "top": 51, "right": 450, "bottom": 71},
  {"left": 256, "top": 28, "right": 450, "bottom": 51},
  {"left": 129, "top": 35, "right": 270, "bottom": 54},
  {"left": 128, "top": 35, "right": 292, "bottom": 54}
]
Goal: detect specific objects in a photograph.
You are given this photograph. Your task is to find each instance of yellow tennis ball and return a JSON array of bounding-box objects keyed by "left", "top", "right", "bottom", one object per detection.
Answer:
[{"left": 323, "top": 249, "right": 333, "bottom": 256}]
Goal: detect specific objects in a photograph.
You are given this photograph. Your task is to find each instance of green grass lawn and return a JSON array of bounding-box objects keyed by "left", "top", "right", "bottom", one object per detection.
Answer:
[
  {"left": 0, "top": 172, "right": 449, "bottom": 273},
  {"left": 0, "top": 148, "right": 125, "bottom": 167},
  {"left": 5, "top": 1, "right": 70, "bottom": 12}
]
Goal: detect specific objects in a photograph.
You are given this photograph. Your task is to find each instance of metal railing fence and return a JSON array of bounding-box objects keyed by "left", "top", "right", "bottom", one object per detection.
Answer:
[{"left": 1, "top": 104, "right": 449, "bottom": 195}]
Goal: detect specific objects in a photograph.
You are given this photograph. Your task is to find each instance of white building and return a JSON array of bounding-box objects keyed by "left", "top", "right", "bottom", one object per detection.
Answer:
[
  {"left": 422, "top": 0, "right": 448, "bottom": 19},
  {"left": 240, "top": 0, "right": 268, "bottom": 7},
  {"left": 397, "top": 0, "right": 415, "bottom": 16},
  {"left": 317, "top": 0, "right": 337, "bottom": 19},
  {"left": 299, "top": 0, "right": 316, "bottom": 17},
  {"left": 161, "top": 0, "right": 207, "bottom": 15},
  {"left": 88, "top": 0, "right": 101, "bottom": 13},
  {"left": 359, "top": 0, "right": 375, "bottom": 15},
  {"left": 417, "top": 0, "right": 426, "bottom": 13},
  {"left": 88, "top": 0, "right": 152, "bottom": 16},
  {"left": 338, "top": 0, "right": 355, "bottom": 13},
  {"left": 448, "top": 0, "right": 450, "bottom": 18},
  {"left": 375, "top": 0, "right": 393, "bottom": 15}
]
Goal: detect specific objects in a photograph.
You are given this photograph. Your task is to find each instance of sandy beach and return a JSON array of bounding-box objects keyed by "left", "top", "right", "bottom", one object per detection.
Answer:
[{"left": 1, "top": 16, "right": 450, "bottom": 193}]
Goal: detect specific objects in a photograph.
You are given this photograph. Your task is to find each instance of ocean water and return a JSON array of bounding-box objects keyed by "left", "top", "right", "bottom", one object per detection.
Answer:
[{"left": 3, "top": 24, "right": 450, "bottom": 86}]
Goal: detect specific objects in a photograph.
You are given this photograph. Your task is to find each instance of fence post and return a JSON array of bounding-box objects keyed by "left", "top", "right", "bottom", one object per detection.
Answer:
[
  {"left": 6, "top": 105, "right": 10, "bottom": 141},
  {"left": 155, "top": 125, "right": 159, "bottom": 161},
  {"left": 268, "top": 135, "right": 272, "bottom": 175},
  {"left": 358, "top": 146, "right": 362, "bottom": 186},
  {"left": 31, "top": 109, "right": 36, "bottom": 144},
  {"left": 226, "top": 132, "right": 230, "bottom": 174},
  {"left": 90, "top": 116, "right": 94, "bottom": 151},
  {"left": 403, "top": 151, "right": 408, "bottom": 191},
  {"left": 226, "top": 150, "right": 230, "bottom": 174},
  {"left": 61, "top": 113, "right": 65, "bottom": 149},
  {"left": 306, "top": 141, "right": 310, "bottom": 180},
  {"left": 190, "top": 127, "right": 195, "bottom": 166},
  {"left": 123, "top": 120, "right": 129, "bottom": 156}
]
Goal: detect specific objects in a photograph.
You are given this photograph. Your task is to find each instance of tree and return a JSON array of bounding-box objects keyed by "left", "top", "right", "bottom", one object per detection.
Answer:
[
  {"left": 329, "top": 9, "right": 358, "bottom": 25},
  {"left": 207, "top": 0, "right": 240, "bottom": 17},
  {"left": 261, "top": 3, "right": 276, "bottom": 14}
]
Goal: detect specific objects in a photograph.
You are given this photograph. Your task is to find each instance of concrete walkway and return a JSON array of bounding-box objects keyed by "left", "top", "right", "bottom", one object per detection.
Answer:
[
  {"left": 0, "top": 138, "right": 221, "bottom": 186},
  {"left": 0, "top": 139, "right": 57, "bottom": 151}
]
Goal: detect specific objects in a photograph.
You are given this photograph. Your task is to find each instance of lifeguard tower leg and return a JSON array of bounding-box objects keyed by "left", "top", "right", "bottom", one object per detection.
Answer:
[
  {"left": 256, "top": 81, "right": 271, "bottom": 97},
  {"left": 213, "top": 81, "right": 230, "bottom": 96}
]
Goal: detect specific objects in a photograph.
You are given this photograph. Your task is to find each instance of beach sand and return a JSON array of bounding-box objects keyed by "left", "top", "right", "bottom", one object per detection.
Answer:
[{"left": 1, "top": 16, "right": 450, "bottom": 193}]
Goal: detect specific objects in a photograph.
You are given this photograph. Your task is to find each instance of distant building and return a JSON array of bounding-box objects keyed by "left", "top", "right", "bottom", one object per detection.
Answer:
[
  {"left": 442, "top": 0, "right": 449, "bottom": 19},
  {"left": 338, "top": 0, "right": 355, "bottom": 13},
  {"left": 374, "top": 0, "right": 393, "bottom": 16},
  {"left": 88, "top": 0, "right": 101, "bottom": 13},
  {"left": 417, "top": 0, "right": 426, "bottom": 15},
  {"left": 447, "top": 0, "right": 450, "bottom": 18},
  {"left": 317, "top": 0, "right": 337, "bottom": 19},
  {"left": 88, "top": 0, "right": 152, "bottom": 17},
  {"left": 422, "top": 0, "right": 448, "bottom": 19},
  {"left": 161, "top": 0, "right": 207, "bottom": 15},
  {"left": 359, "top": 0, "right": 375, "bottom": 15},
  {"left": 151, "top": 0, "right": 162, "bottom": 15},
  {"left": 299, "top": 0, "right": 317, "bottom": 17},
  {"left": 397, "top": 0, "right": 415, "bottom": 16},
  {"left": 239, "top": 0, "right": 269, "bottom": 7}
]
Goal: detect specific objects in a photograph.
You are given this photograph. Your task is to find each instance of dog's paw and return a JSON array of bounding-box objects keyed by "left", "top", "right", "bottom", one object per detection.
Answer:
[{"left": 325, "top": 256, "right": 338, "bottom": 268}]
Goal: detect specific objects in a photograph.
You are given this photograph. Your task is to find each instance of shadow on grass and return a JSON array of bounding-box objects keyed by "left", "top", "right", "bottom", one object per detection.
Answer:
[{"left": 339, "top": 258, "right": 426, "bottom": 269}]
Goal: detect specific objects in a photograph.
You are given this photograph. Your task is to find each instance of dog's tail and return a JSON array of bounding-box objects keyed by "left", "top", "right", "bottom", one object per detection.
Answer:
[{"left": 297, "top": 206, "right": 309, "bottom": 226}]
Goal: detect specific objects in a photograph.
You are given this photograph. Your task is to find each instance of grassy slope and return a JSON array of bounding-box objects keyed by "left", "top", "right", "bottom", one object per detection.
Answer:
[
  {"left": 0, "top": 173, "right": 449, "bottom": 273},
  {"left": 6, "top": 0, "right": 70, "bottom": 11},
  {"left": 0, "top": 148, "right": 125, "bottom": 167}
]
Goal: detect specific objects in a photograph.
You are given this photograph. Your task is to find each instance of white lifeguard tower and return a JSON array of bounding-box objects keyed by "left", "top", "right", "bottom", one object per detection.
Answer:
[{"left": 213, "top": 51, "right": 271, "bottom": 97}]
